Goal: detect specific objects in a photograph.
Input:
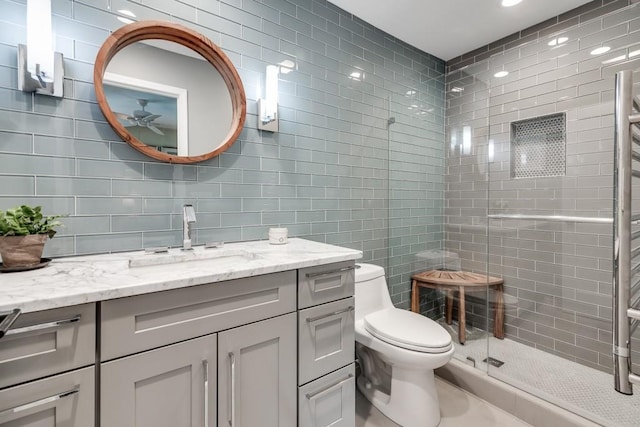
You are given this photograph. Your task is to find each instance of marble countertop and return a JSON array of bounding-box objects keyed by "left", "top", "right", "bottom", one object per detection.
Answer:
[{"left": 0, "top": 238, "right": 362, "bottom": 313}]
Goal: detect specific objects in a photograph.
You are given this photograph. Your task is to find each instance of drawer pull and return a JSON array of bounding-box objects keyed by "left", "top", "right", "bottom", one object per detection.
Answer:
[
  {"left": 229, "top": 352, "right": 236, "bottom": 427},
  {"left": 203, "top": 360, "right": 210, "bottom": 427},
  {"left": 306, "top": 306, "right": 354, "bottom": 324},
  {"left": 5, "top": 314, "right": 81, "bottom": 336},
  {"left": 0, "top": 387, "right": 79, "bottom": 417},
  {"left": 305, "top": 265, "right": 355, "bottom": 279},
  {"left": 0, "top": 309, "right": 21, "bottom": 339},
  {"left": 305, "top": 374, "right": 354, "bottom": 400}
]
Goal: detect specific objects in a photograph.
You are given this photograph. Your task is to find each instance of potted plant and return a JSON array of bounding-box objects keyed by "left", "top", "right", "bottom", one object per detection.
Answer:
[{"left": 0, "top": 205, "right": 62, "bottom": 268}]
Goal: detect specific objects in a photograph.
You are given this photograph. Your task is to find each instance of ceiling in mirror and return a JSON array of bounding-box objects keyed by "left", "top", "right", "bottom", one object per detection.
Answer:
[{"left": 94, "top": 21, "right": 246, "bottom": 164}]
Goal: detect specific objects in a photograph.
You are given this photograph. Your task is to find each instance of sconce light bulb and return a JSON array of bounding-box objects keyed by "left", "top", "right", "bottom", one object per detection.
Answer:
[{"left": 26, "top": 0, "right": 54, "bottom": 81}]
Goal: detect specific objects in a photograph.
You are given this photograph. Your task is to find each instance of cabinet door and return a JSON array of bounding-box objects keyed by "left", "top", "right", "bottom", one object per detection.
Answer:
[
  {"left": 0, "top": 366, "right": 94, "bottom": 427},
  {"left": 101, "top": 334, "right": 216, "bottom": 427},
  {"left": 218, "top": 313, "right": 297, "bottom": 427},
  {"left": 299, "top": 297, "right": 354, "bottom": 385},
  {"left": 299, "top": 364, "right": 355, "bottom": 427}
]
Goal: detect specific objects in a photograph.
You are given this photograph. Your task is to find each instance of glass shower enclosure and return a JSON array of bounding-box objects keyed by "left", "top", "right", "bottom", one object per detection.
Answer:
[{"left": 387, "top": 2, "right": 640, "bottom": 426}]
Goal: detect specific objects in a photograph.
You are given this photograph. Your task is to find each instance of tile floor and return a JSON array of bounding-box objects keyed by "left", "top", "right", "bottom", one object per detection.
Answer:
[{"left": 356, "top": 377, "right": 531, "bottom": 426}]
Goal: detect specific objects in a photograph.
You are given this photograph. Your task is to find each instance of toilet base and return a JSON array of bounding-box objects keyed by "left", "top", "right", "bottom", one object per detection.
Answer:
[{"left": 357, "top": 366, "right": 441, "bottom": 427}]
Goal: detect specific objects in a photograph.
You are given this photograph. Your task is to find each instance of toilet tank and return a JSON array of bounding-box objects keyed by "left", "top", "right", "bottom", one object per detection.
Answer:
[{"left": 354, "top": 263, "right": 394, "bottom": 321}]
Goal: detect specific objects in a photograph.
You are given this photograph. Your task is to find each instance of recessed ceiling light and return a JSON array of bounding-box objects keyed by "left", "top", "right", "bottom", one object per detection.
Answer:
[
  {"left": 494, "top": 71, "right": 509, "bottom": 78},
  {"left": 501, "top": 0, "right": 523, "bottom": 7},
  {"left": 590, "top": 46, "right": 611, "bottom": 55},
  {"left": 117, "top": 16, "right": 134, "bottom": 24}
]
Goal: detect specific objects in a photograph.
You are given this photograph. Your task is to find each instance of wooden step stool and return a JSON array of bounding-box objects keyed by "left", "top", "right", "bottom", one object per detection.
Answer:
[{"left": 411, "top": 270, "right": 505, "bottom": 345}]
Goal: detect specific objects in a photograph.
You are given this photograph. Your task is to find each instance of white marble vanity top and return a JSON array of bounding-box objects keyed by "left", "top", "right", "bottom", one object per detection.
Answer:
[{"left": 0, "top": 238, "right": 362, "bottom": 313}]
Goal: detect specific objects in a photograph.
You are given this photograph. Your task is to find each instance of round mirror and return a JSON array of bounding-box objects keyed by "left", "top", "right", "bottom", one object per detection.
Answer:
[{"left": 94, "top": 21, "right": 246, "bottom": 164}]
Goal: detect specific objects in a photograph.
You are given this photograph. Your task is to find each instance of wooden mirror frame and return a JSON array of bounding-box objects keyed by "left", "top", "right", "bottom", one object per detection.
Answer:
[{"left": 94, "top": 21, "right": 246, "bottom": 164}]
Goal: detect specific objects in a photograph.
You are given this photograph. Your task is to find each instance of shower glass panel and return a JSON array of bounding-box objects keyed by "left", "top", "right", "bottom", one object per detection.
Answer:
[
  {"left": 452, "top": 3, "right": 640, "bottom": 425},
  {"left": 387, "top": 67, "right": 447, "bottom": 316}
]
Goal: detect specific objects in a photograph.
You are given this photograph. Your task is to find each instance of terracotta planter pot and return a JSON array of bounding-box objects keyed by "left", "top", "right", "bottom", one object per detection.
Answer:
[{"left": 0, "top": 235, "right": 48, "bottom": 267}]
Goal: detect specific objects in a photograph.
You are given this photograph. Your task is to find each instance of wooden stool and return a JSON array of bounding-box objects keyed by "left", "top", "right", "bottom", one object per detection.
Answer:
[{"left": 411, "top": 270, "right": 504, "bottom": 345}]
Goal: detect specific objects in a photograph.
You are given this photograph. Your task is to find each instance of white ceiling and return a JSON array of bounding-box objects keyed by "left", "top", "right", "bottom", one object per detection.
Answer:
[{"left": 326, "top": 0, "right": 593, "bottom": 61}]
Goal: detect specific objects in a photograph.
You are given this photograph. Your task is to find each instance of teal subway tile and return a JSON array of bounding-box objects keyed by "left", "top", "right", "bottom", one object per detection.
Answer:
[
  {"left": 0, "top": 111, "right": 74, "bottom": 137},
  {"left": 112, "top": 214, "right": 171, "bottom": 232},
  {"left": 280, "top": 198, "right": 311, "bottom": 210},
  {"left": 197, "top": 167, "right": 241, "bottom": 183},
  {"left": 113, "top": 179, "right": 172, "bottom": 197},
  {"left": 76, "top": 232, "right": 143, "bottom": 255},
  {"left": 0, "top": 131, "right": 32, "bottom": 154},
  {"left": 0, "top": 197, "right": 75, "bottom": 216},
  {"left": 43, "top": 236, "right": 75, "bottom": 258},
  {"left": 144, "top": 163, "right": 197, "bottom": 181},
  {"left": 243, "top": 0, "right": 279, "bottom": 23},
  {"left": 0, "top": 88, "right": 32, "bottom": 111},
  {"left": 34, "top": 136, "right": 110, "bottom": 159},
  {"left": 241, "top": 225, "right": 269, "bottom": 240},
  {"left": 0, "top": 153, "right": 75, "bottom": 176},
  {"left": 78, "top": 159, "right": 143, "bottom": 179},
  {"left": 243, "top": 198, "right": 279, "bottom": 211},
  {"left": 280, "top": 172, "right": 311, "bottom": 185},
  {"left": 196, "top": 226, "right": 242, "bottom": 243},
  {"left": 262, "top": 19, "right": 295, "bottom": 43},
  {"left": 220, "top": 33, "right": 261, "bottom": 58},
  {"left": 262, "top": 157, "right": 296, "bottom": 172},
  {"left": 297, "top": 210, "right": 325, "bottom": 222},
  {"left": 243, "top": 26, "right": 279, "bottom": 50},
  {"left": 75, "top": 119, "right": 120, "bottom": 141},
  {"left": 77, "top": 197, "right": 142, "bottom": 215},
  {"left": 311, "top": 1, "right": 338, "bottom": 24},
  {"left": 72, "top": 3, "right": 121, "bottom": 32},
  {"left": 295, "top": 7, "right": 325, "bottom": 31},
  {"left": 58, "top": 215, "right": 110, "bottom": 236},
  {"left": 262, "top": 211, "right": 296, "bottom": 224},
  {"left": 221, "top": 3, "right": 260, "bottom": 28},
  {"left": 36, "top": 177, "right": 110, "bottom": 196},
  {"left": 243, "top": 170, "right": 279, "bottom": 184},
  {"left": 0, "top": 176, "right": 35, "bottom": 195},
  {"left": 262, "top": 184, "right": 297, "bottom": 197},
  {"left": 173, "top": 181, "right": 221, "bottom": 198},
  {"left": 221, "top": 183, "right": 261, "bottom": 197},
  {"left": 143, "top": 230, "right": 183, "bottom": 248},
  {"left": 221, "top": 211, "right": 261, "bottom": 226}
]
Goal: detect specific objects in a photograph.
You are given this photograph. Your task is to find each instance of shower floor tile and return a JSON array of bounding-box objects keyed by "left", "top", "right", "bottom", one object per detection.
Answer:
[{"left": 452, "top": 332, "right": 640, "bottom": 427}]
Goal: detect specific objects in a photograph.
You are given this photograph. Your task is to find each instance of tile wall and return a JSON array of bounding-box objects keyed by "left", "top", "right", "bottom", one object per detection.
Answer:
[
  {"left": 0, "top": 0, "right": 445, "bottom": 306},
  {"left": 445, "top": 1, "right": 639, "bottom": 372}
]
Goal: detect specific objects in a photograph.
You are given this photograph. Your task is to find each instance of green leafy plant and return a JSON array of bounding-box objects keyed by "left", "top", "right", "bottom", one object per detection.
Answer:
[{"left": 0, "top": 205, "right": 63, "bottom": 238}]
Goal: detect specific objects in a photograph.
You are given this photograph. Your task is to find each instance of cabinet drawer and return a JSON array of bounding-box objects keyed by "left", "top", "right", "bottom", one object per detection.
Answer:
[
  {"left": 298, "top": 363, "right": 355, "bottom": 427},
  {"left": 0, "top": 304, "right": 95, "bottom": 389},
  {"left": 101, "top": 271, "right": 296, "bottom": 360},
  {"left": 298, "top": 297, "right": 354, "bottom": 385},
  {"left": 298, "top": 261, "right": 355, "bottom": 309},
  {"left": 0, "top": 366, "right": 94, "bottom": 427}
]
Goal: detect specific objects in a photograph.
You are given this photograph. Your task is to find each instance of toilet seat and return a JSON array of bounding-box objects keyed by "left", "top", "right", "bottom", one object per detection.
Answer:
[{"left": 363, "top": 308, "right": 452, "bottom": 353}]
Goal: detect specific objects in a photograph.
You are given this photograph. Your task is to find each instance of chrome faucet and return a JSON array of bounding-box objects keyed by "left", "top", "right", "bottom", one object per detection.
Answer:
[{"left": 182, "top": 204, "right": 196, "bottom": 250}]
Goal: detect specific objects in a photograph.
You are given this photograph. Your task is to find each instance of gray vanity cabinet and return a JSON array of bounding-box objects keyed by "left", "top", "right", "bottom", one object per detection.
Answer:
[
  {"left": 217, "top": 312, "right": 297, "bottom": 427},
  {"left": 101, "top": 334, "right": 217, "bottom": 427},
  {"left": 100, "top": 271, "right": 298, "bottom": 427},
  {"left": 297, "top": 263, "right": 356, "bottom": 427}
]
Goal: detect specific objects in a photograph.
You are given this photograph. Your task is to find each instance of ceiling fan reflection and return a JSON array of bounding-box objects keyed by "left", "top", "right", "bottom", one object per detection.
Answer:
[{"left": 115, "top": 99, "right": 165, "bottom": 135}]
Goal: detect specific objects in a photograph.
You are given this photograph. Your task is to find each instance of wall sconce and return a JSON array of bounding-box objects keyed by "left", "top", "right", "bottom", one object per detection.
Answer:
[
  {"left": 258, "top": 65, "right": 279, "bottom": 132},
  {"left": 18, "top": 0, "right": 64, "bottom": 98}
]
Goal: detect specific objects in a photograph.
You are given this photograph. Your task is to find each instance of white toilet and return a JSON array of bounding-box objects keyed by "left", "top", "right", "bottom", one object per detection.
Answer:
[{"left": 355, "top": 263, "right": 454, "bottom": 427}]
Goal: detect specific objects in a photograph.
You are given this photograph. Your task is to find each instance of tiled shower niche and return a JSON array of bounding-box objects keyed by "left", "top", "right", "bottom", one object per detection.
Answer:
[{"left": 510, "top": 113, "right": 566, "bottom": 179}]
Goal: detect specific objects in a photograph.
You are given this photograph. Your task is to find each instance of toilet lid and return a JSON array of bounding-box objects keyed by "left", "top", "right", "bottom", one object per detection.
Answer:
[{"left": 364, "top": 309, "right": 452, "bottom": 353}]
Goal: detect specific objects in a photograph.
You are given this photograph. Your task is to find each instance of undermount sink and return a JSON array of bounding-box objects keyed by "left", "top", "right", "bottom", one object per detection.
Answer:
[{"left": 128, "top": 247, "right": 261, "bottom": 268}]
